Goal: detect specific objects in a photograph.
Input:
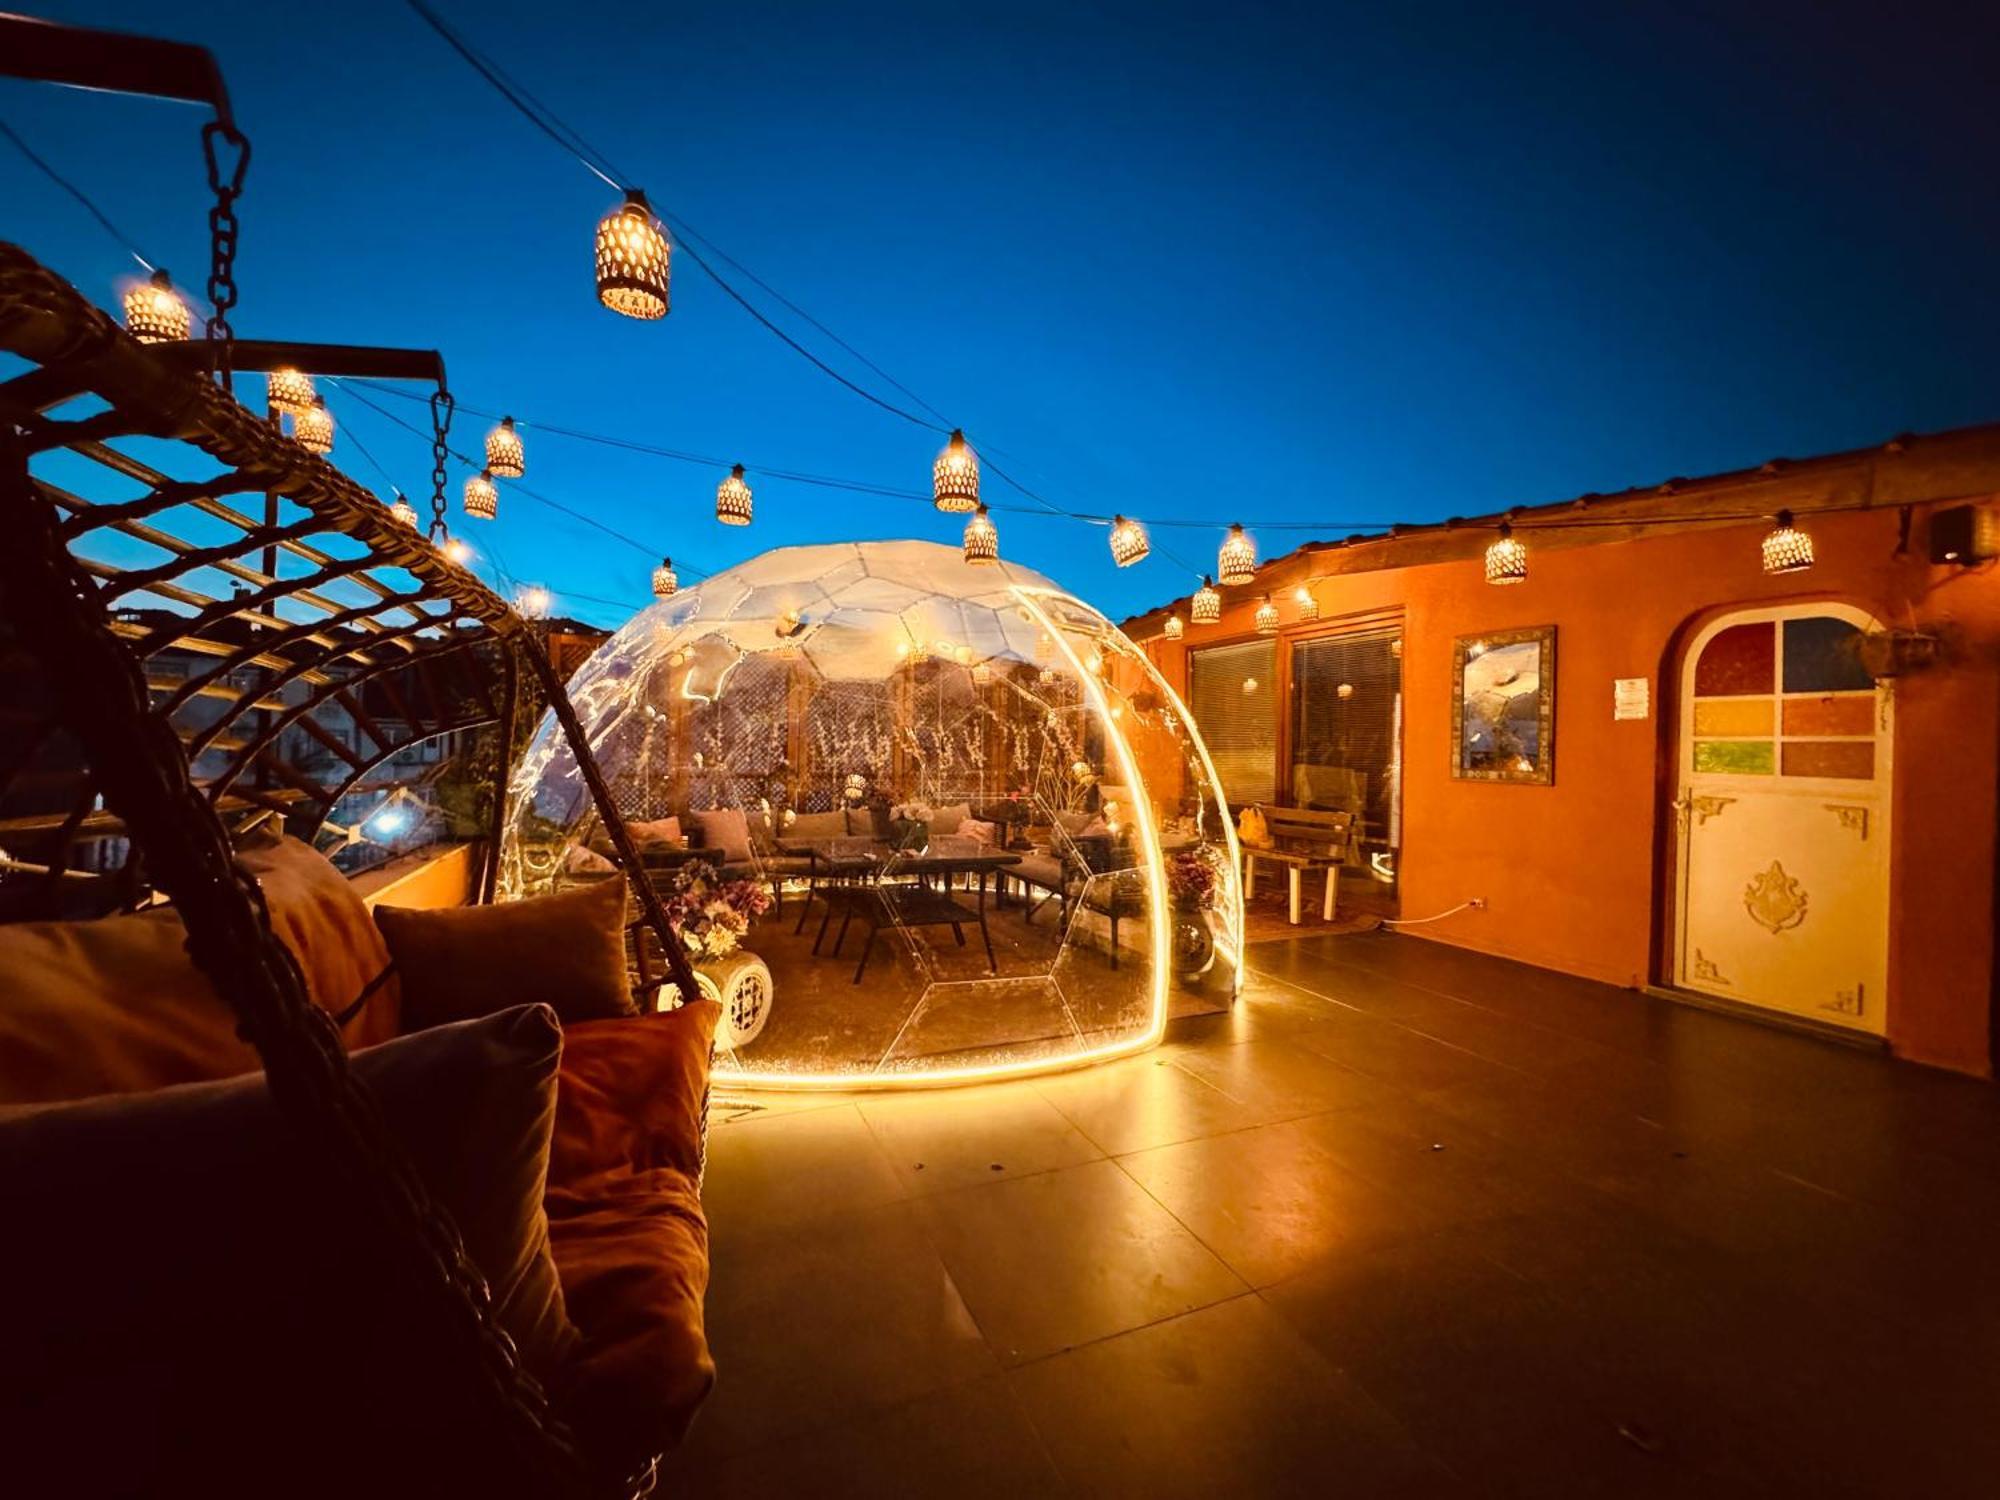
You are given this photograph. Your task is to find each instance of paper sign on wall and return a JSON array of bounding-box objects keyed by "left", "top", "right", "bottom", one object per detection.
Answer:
[{"left": 1614, "top": 677, "right": 1650, "bottom": 720}]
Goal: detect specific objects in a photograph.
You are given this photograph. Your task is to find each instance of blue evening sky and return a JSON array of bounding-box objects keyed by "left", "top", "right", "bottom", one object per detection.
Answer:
[{"left": 5, "top": 1, "right": 1995, "bottom": 628}]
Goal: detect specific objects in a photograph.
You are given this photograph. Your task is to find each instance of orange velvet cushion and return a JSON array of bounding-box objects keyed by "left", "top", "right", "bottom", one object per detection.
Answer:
[
  {"left": 376, "top": 878, "right": 636, "bottom": 1032},
  {"left": 0, "top": 1006, "right": 579, "bottom": 1495},
  {"left": 545, "top": 1001, "right": 720, "bottom": 1464}
]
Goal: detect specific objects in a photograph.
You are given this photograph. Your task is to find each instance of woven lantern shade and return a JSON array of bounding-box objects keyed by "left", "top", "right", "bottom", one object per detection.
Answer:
[
  {"left": 652, "top": 556, "right": 679, "bottom": 598},
  {"left": 1164, "top": 614, "right": 1184, "bottom": 640},
  {"left": 1484, "top": 522, "right": 1527, "bottom": 585},
  {"left": 596, "top": 191, "right": 671, "bottom": 320},
  {"left": 122, "top": 269, "right": 190, "bottom": 343},
  {"left": 1191, "top": 576, "right": 1222, "bottom": 623},
  {"left": 1254, "top": 595, "right": 1280, "bottom": 635},
  {"left": 267, "top": 367, "right": 316, "bottom": 415},
  {"left": 464, "top": 469, "right": 499, "bottom": 521},
  {"left": 516, "top": 585, "right": 551, "bottom": 620},
  {"left": 716, "top": 464, "right": 753, "bottom": 525},
  {"left": 1108, "top": 514, "right": 1151, "bottom": 567},
  {"left": 962, "top": 503, "right": 999, "bottom": 565},
  {"left": 442, "top": 537, "right": 472, "bottom": 565},
  {"left": 1218, "top": 523, "right": 1256, "bottom": 585},
  {"left": 932, "top": 429, "right": 980, "bottom": 513},
  {"left": 388, "top": 493, "right": 419, "bottom": 527},
  {"left": 971, "top": 660, "right": 993, "bottom": 687},
  {"left": 485, "top": 416, "right": 525, "bottom": 479},
  {"left": 1293, "top": 585, "right": 1320, "bottom": 622},
  {"left": 1761, "top": 510, "right": 1814, "bottom": 574},
  {"left": 294, "top": 397, "right": 334, "bottom": 455}
]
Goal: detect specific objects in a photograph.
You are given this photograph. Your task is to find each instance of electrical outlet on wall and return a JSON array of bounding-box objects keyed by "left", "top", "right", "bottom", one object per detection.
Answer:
[{"left": 1467, "top": 896, "right": 1486, "bottom": 909}]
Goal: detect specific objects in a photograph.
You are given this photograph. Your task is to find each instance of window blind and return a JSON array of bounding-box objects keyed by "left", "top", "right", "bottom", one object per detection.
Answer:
[{"left": 1188, "top": 639, "right": 1277, "bottom": 805}]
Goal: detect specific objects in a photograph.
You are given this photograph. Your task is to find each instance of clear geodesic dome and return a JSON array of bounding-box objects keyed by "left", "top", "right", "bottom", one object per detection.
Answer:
[{"left": 502, "top": 540, "right": 1243, "bottom": 1086}]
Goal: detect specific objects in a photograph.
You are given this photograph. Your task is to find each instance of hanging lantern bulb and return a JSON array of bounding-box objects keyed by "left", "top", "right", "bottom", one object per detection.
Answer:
[
  {"left": 972, "top": 660, "right": 993, "bottom": 687},
  {"left": 1192, "top": 575, "right": 1222, "bottom": 624},
  {"left": 388, "top": 491, "right": 419, "bottom": 528},
  {"left": 294, "top": 396, "right": 334, "bottom": 455},
  {"left": 442, "top": 537, "right": 472, "bottom": 565},
  {"left": 652, "top": 556, "right": 679, "bottom": 598},
  {"left": 1255, "top": 595, "right": 1280, "bottom": 635},
  {"left": 122, "top": 269, "right": 190, "bottom": 343},
  {"left": 1484, "top": 521, "right": 1528, "bottom": 585},
  {"left": 485, "top": 416, "right": 525, "bottom": 479},
  {"left": 464, "top": 469, "right": 498, "bottom": 520},
  {"left": 932, "top": 429, "right": 980, "bottom": 513},
  {"left": 1108, "top": 514, "right": 1151, "bottom": 567},
  {"left": 266, "top": 367, "right": 316, "bottom": 414},
  {"left": 1761, "top": 510, "right": 1815, "bottom": 574},
  {"left": 1293, "top": 585, "right": 1320, "bottom": 622},
  {"left": 595, "top": 190, "right": 671, "bottom": 320},
  {"left": 516, "top": 585, "right": 551, "bottom": 620},
  {"left": 963, "top": 502, "right": 999, "bottom": 565},
  {"left": 1164, "top": 613, "right": 1184, "bottom": 640},
  {"left": 1218, "top": 523, "right": 1258, "bottom": 586},
  {"left": 716, "top": 463, "right": 753, "bottom": 525}
]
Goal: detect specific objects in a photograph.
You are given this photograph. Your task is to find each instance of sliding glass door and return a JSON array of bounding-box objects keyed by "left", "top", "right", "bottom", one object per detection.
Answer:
[{"left": 1289, "top": 627, "right": 1402, "bottom": 891}]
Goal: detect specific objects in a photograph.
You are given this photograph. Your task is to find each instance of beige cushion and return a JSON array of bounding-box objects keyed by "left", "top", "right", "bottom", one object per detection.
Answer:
[
  {"left": 931, "top": 801, "right": 972, "bottom": 834},
  {"left": 958, "top": 818, "right": 999, "bottom": 847},
  {"left": 688, "top": 808, "right": 752, "bottom": 864},
  {"left": 790, "top": 809, "right": 849, "bottom": 840},
  {"left": 627, "top": 816, "right": 683, "bottom": 849},
  {"left": 1054, "top": 809, "right": 1093, "bottom": 834},
  {"left": 376, "top": 879, "right": 636, "bottom": 1031}
]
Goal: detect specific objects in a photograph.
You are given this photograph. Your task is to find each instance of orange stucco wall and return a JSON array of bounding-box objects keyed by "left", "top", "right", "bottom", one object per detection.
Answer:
[{"left": 1145, "top": 505, "right": 1998, "bottom": 1077}]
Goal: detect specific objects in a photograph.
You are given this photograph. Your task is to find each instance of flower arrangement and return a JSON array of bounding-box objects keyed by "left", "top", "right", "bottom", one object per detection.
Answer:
[
  {"left": 657, "top": 859, "right": 772, "bottom": 962},
  {"left": 889, "top": 798, "right": 935, "bottom": 824},
  {"left": 1166, "top": 846, "right": 1223, "bottom": 912}
]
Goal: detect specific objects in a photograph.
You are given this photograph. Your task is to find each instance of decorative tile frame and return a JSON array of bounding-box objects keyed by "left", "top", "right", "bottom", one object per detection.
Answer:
[{"left": 1451, "top": 624, "right": 1556, "bottom": 784}]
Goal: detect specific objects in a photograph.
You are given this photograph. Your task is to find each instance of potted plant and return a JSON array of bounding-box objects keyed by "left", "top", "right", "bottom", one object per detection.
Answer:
[
  {"left": 1165, "top": 845, "right": 1223, "bottom": 979},
  {"left": 657, "top": 860, "right": 776, "bottom": 1048}
]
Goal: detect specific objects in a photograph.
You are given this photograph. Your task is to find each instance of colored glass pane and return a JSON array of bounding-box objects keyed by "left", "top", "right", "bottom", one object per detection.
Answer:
[
  {"left": 1692, "top": 699, "right": 1773, "bottom": 737},
  {"left": 1782, "top": 695, "right": 1874, "bottom": 737},
  {"left": 1694, "top": 622, "right": 1774, "bottom": 697},
  {"left": 1781, "top": 617, "right": 1872, "bottom": 693},
  {"left": 1781, "top": 741, "right": 1874, "bottom": 780},
  {"left": 1693, "top": 740, "right": 1774, "bottom": 774}
]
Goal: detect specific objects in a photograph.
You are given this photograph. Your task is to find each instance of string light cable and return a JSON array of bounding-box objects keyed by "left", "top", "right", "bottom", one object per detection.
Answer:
[{"left": 1, "top": 117, "right": 163, "bottom": 275}]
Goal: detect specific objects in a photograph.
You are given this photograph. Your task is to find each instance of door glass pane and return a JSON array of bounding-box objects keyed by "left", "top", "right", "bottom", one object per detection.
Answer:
[
  {"left": 1187, "top": 640, "right": 1276, "bottom": 804},
  {"left": 1692, "top": 699, "right": 1773, "bottom": 736},
  {"left": 1291, "top": 629, "right": 1402, "bottom": 888},
  {"left": 1694, "top": 621, "right": 1775, "bottom": 696},
  {"left": 1781, "top": 695, "right": 1873, "bottom": 736},
  {"left": 1781, "top": 617, "right": 1872, "bottom": 693},
  {"left": 1781, "top": 741, "right": 1874, "bottom": 779},
  {"left": 1693, "top": 740, "right": 1775, "bottom": 774}
]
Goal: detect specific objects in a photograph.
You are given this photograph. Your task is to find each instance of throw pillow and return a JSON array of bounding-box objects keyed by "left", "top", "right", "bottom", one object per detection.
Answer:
[
  {"left": 789, "top": 809, "right": 848, "bottom": 840},
  {"left": 377, "top": 879, "right": 635, "bottom": 1032},
  {"left": 931, "top": 801, "right": 972, "bottom": 834},
  {"left": 0, "top": 1005, "right": 578, "bottom": 1494},
  {"left": 957, "top": 818, "right": 999, "bottom": 848},
  {"left": 626, "top": 816, "right": 683, "bottom": 849},
  {"left": 548, "top": 1000, "right": 720, "bottom": 1186},
  {"left": 688, "top": 807, "right": 753, "bottom": 864},
  {"left": 238, "top": 835, "right": 402, "bottom": 1043}
]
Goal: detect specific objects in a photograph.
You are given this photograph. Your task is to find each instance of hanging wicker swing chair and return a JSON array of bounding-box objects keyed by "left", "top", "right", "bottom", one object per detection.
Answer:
[{"left": 0, "top": 242, "right": 707, "bottom": 1498}]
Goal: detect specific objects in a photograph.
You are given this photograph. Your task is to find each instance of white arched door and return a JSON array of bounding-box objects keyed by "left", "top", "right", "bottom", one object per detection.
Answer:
[{"left": 1672, "top": 605, "right": 1890, "bottom": 1035}]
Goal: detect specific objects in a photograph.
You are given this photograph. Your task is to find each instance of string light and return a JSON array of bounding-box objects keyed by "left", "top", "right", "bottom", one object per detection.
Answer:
[
  {"left": 1219, "top": 523, "right": 1257, "bottom": 585},
  {"left": 121, "top": 269, "right": 189, "bottom": 343},
  {"left": 932, "top": 429, "right": 980, "bottom": 513},
  {"left": 972, "top": 660, "right": 993, "bottom": 687},
  {"left": 963, "top": 502, "right": 999, "bottom": 565},
  {"left": 294, "top": 397, "right": 334, "bottom": 455},
  {"left": 1108, "top": 514, "right": 1151, "bottom": 567},
  {"left": 1761, "top": 510, "right": 1814, "bottom": 574},
  {"left": 267, "top": 368, "right": 315, "bottom": 415},
  {"left": 596, "top": 190, "right": 671, "bottom": 320},
  {"left": 516, "top": 584, "right": 552, "bottom": 619},
  {"left": 1484, "top": 522, "right": 1527, "bottom": 584},
  {"left": 716, "top": 464, "right": 753, "bottom": 525},
  {"left": 1293, "top": 585, "right": 1319, "bottom": 622},
  {"left": 464, "top": 468, "right": 499, "bottom": 520},
  {"left": 485, "top": 415, "right": 525, "bottom": 478},
  {"left": 1163, "top": 614, "right": 1184, "bottom": 640},
  {"left": 652, "top": 556, "right": 679, "bottom": 597},
  {"left": 388, "top": 492, "right": 419, "bottom": 527},
  {"left": 442, "top": 537, "right": 472, "bottom": 565},
  {"left": 1191, "top": 576, "right": 1222, "bottom": 623},
  {"left": 1254, "top": 595, "right": 1279, "bottom": 635}
]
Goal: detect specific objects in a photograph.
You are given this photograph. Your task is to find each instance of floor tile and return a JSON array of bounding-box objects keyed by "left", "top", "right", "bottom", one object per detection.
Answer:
[
  {"left": 916, "top": 1158, "right": 1246, "bottom": 1364},
  {"left": 700, "top": 1103, "right": 911, "bottom": 1251},
  {"left": 678, "top": 1198, "right": 995, "bottom": 1462},
  {"left": 1031, "top": 1052, "right": 1270, "bottom": 1155},
  {"left": 858, "top": 1081, "right": 1104, "bottom": 1195},
  {"left": 1009, "top": 1293, "right": 1453, "bottom": 1497},
  {"left": 1164, "top": 1033, "right": 1401, "bottom": 1123}
]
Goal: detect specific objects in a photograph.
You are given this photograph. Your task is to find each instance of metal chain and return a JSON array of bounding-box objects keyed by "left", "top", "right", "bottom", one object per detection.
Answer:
[
  {"left": 429, "top": 386, "right": 456, "bottom": 543},
  {"left": 199, "top": 120, "right": 251, "bottom": 388}
]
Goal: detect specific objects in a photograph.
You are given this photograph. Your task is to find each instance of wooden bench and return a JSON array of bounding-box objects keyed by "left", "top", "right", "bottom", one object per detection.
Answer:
[{"left": 1241, "top": 806, "right": 1353, "bottom": 924}]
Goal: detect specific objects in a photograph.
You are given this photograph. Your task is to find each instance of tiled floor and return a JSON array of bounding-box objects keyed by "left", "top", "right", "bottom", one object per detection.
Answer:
[{"left": 665, "top": 931, "right": 2000, "bottom": 1497}]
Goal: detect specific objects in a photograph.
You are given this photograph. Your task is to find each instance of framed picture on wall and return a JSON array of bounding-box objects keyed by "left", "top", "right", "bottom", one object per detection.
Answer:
[{"left": 1452, "top": 626, "right": 1555, "bottom": 783}]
